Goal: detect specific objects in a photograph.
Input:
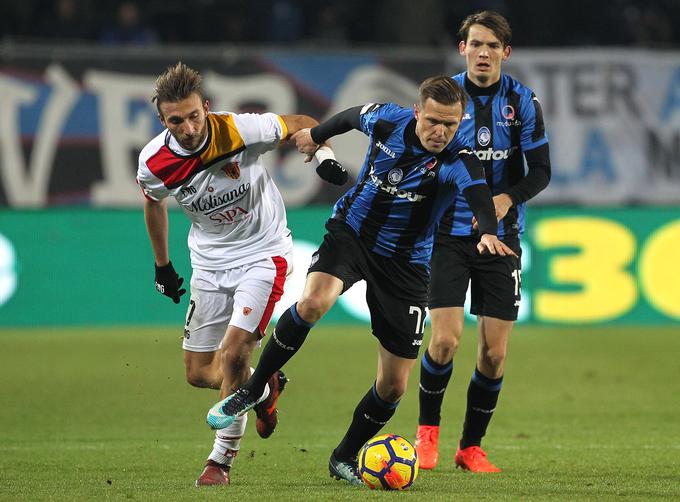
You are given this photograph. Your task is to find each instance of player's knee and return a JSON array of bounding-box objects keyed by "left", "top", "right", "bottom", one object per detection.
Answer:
[
  {"left": 378, "top": 381, "right": 408, "bottom": 403},
  {"left": 429, "top": 334, "right": 460, "bottom": 363},
  {"left": 480, "top": 346, "right": 507, "bottom": 372},
  {"left": 296, "top": 296, "right": 328, "bottom": 323}
]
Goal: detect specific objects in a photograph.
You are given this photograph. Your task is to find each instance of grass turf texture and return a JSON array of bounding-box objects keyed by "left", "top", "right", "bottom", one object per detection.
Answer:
[{"left": 1, "top": 325, "right": 679, "bottom": 501}]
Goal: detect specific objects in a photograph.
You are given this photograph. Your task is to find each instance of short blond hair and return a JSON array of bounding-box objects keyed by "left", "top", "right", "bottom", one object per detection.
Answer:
[{"left": 152, "top": 62, "right": 204, "bottom": 112}]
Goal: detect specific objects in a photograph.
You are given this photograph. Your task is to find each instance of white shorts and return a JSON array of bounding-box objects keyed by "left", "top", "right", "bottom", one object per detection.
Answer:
[{"left": 182, "top": 253, "right": 291, "bottom": 352}]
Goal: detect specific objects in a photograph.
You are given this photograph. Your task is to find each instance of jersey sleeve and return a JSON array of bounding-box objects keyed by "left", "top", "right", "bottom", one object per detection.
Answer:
[
  {"left": 440, "top": 149, "right": 487, "bottom": 191},
  {"left": 229, "top": 112, "right": 287, "bottom": 155},
  {"left": 137, "top": 154, "right": 170, "bottom": 202},
  {"left": 519, "top": 92, "right": 549, "bottom": 150},
  {"left": 358, "top": 102, "right": 400, "bottom": 136}
]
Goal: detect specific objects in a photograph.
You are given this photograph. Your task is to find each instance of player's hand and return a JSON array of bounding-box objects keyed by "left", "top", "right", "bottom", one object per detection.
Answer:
[
  {"left": 291, "top": 128, "right": 319, "bottom": 162},
  {"left": 316, "top": 159, "right": 349, "bottom": 185},
  {"left": 472, "top": 193, "right": 513, "bottom": 231},
  {"left": 476, "top": 234, "right": 518, "bottom": 257},
  {"left": 154, "top": 261, "right": 186, "bottom": 304}
]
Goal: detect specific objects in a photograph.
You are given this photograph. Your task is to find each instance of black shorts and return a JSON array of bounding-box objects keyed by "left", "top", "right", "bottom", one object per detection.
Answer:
[
  {"left": 428, "top": 234, "right": 522, "bottom": 321},
  {"left": 309, "top": 219, "right": 429, "bottom": 359}
]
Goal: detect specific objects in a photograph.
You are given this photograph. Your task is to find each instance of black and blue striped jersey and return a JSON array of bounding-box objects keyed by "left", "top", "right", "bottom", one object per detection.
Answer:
[
  {"left": 331, "top": 102, "right": 488, "bottom": 265},
  {"left": 438, "top": 72, "right": 549, "bottom": 238}
]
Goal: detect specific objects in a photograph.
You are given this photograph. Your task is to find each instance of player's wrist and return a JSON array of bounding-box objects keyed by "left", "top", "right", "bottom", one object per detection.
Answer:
[{"left": 314, "top": 145, "right": 336, "bottom": 163}]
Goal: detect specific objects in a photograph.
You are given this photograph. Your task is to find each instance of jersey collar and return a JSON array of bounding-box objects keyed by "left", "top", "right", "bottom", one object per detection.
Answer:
[{"left": 464, "top": 74, "right": 502, "bottom": 97}]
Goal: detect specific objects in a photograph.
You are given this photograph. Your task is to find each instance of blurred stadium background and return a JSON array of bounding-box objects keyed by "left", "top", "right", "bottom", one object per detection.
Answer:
[{"left": 1, "top": 1, "right": 679, "bottom": 499}]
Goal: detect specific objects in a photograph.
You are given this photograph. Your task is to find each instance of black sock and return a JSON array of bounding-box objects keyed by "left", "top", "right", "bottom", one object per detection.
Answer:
[
  {"left": 245, "top": 303, "right": 313, "bottom": 395},
  {"left": 418, "top": 349, "right": 453, "bottom": 426},
  {"left": 333, "top": 383, "right": 398, "bottom": 460},
  {"left": 460, "top": 367, "right": 503, "bottom": 449}
]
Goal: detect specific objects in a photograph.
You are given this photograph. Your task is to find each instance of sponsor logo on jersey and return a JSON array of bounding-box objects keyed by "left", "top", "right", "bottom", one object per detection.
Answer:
[
  {"left": 475, "top": 145, "right": 519, "bottom": 161},
  {"left": 190, "top": 182, "right": 250, "bottom": 213},
  {"left": 369, "top": 170, "right": 425, "bottom": 202},
  {"left": 387, "top": 168, "right": 403, "bottom": 184},
  {"left": 477, "top": 126, "right": 491, "bottom": 147},
  {"left": 462, "top": 113, "right": 472, "bottom": 120},
  {"left": 208, "top": 206, "right": 250, "bottom": 224},
  {"left": 497, "top": 105, "right": 522, "bottom": 126},
  {"left": 376, "top": 140, "right": 397, "bottom": 159},
  {"left": 496, "top": 119, "right": 522, "bottom": 127}
]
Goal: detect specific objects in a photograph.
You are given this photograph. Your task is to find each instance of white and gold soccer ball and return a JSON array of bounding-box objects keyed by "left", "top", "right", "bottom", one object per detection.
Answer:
[{"left": 357, "top": 434, "right": 419, "bottom": 490}]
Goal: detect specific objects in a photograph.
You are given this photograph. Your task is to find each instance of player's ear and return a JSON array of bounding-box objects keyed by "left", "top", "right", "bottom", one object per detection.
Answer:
[
  {"left": 158, "top": 113, "right": 166, "bottom": 127},
  {"left": 503, "top": 45, "right": 512, "bottom": 61},
  {"left": 413, "top": 104, "right": 420, "bottom": 119},
  {"left": 458, "top": 40, "right": 466, "bottom": 55},
  {"left": 203, "top": 100, "right": 210, "bottom": 113}
]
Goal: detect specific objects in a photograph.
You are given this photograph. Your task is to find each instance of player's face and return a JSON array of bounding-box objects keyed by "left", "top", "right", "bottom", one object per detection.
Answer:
[
  {"left": 459, "top": 24, "right": 511, "bottom": 87},
  {"left": 158, "top": 93, "right": 209, "bottom": 151},
  {"left": 414, "top": 98, "right": 463, "bottom": 154}
]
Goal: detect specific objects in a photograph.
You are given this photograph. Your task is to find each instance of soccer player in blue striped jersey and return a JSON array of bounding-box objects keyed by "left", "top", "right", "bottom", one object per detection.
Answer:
[
  {"left": 205, "top": 75, "right": 516, "bottom": 486},
  {"left": 415, "top": 11, "right": 551, "bottom": 473}
]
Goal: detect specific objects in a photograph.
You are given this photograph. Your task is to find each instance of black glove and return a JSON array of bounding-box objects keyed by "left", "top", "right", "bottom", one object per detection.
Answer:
[
  {"left": 316, "top": 159, "right": 349, "bottom": 186},
  {"left": 154, "top": 261, "right": 186, "bottom": 304}
]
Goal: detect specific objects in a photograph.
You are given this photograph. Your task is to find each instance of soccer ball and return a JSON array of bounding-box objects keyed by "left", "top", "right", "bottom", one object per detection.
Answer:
[{"left": 357, "top": 434, "right": 419, "bottom": 490}]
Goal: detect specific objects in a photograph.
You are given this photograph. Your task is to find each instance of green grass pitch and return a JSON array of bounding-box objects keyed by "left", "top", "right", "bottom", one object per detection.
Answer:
[{"left": 1, "top": 325, "right": 679, "bottom": 501}]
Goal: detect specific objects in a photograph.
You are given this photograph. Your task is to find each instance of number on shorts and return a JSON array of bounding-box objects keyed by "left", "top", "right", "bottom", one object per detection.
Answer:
[
  {"left": 511, "top": 269, "right": 522, "bottom": 297},
  {"left": 185, "top": 299, "right": 196, "bottom": 327},
  {"left": 409, "top": 305, "right": 427, "bottom": 335}
]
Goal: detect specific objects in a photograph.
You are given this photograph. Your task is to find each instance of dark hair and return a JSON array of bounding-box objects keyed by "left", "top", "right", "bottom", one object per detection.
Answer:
[
  {"left": 152, "top": 62, "right": 204, "bottom": 112},
  {"left": 418, "top": 75, "right": 467, "bottom": 111},
  {"left": 458, "top": 10, "right": 512, "bottom": 47}
]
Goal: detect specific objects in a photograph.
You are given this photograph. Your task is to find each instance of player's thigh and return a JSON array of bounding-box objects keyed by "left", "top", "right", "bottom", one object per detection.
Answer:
[
  {"left": 429, "top": 306, "right": 465, "bottom": 344},
  {"left": 308, "top": 219, "right": 365, "bottom": 293},
  {"left": 297, "top": 271, "right": 343, "bottom": 318},
  {"left": 470, "top": 237, "right": 522, "bottom": 321},
  {"left": 230, "top": 253, "right": 292, "bottom": 338},
  {"left": 428, "top": 235, "right": 473, "bottom": 310},
  {"left": 183, "top": 268, "right": 232, "bottom": 353},
  {"left": 365, "top": 256, "right": 429, "bottom": 360}
]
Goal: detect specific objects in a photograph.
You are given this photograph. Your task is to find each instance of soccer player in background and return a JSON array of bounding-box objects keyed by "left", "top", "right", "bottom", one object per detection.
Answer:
[
  {"left": 137, "top": 62, "right": 346, "bottom": 486},
  {"left": 205, "top": 75, "right": 517, "bottom": 486},
  {"left": 414, "top": 11, "right": 551, "bottom": 472}
]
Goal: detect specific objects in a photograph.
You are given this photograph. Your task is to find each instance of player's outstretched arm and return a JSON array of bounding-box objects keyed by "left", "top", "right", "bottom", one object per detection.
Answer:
[
  {"left": 288, "top": 108, "right": 361, "bottom": 186},
  {"left": 461, "top": 184, "right": 517, "bottom": 257},
  {"left": 280, "top": 114, "right": 319, "bottom": 140}
]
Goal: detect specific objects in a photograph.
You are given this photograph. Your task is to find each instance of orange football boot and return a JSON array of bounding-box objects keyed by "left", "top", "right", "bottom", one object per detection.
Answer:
[
  {"left": 454, "top": 444, "right": 501, "bottom": 473},
  {"left": 415, "top": 425, "right": 440, "bottom": 469}
]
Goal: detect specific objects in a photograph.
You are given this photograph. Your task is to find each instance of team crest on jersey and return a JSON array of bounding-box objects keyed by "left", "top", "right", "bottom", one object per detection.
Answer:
[
  {"left": 223, "top": 161, "right": 241, "bottom": 179},
  {"left": 502, "top": 105, "right": 515, "bottom": 120},
  {"left": 387, "top": 168, "right": 403, "bottom": 185},
  {"left": 243, "top": 307, "right": 252, "bottom": 316},
  {"left": 477, "top": 126, "right": 491, "bottom": 147}
]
